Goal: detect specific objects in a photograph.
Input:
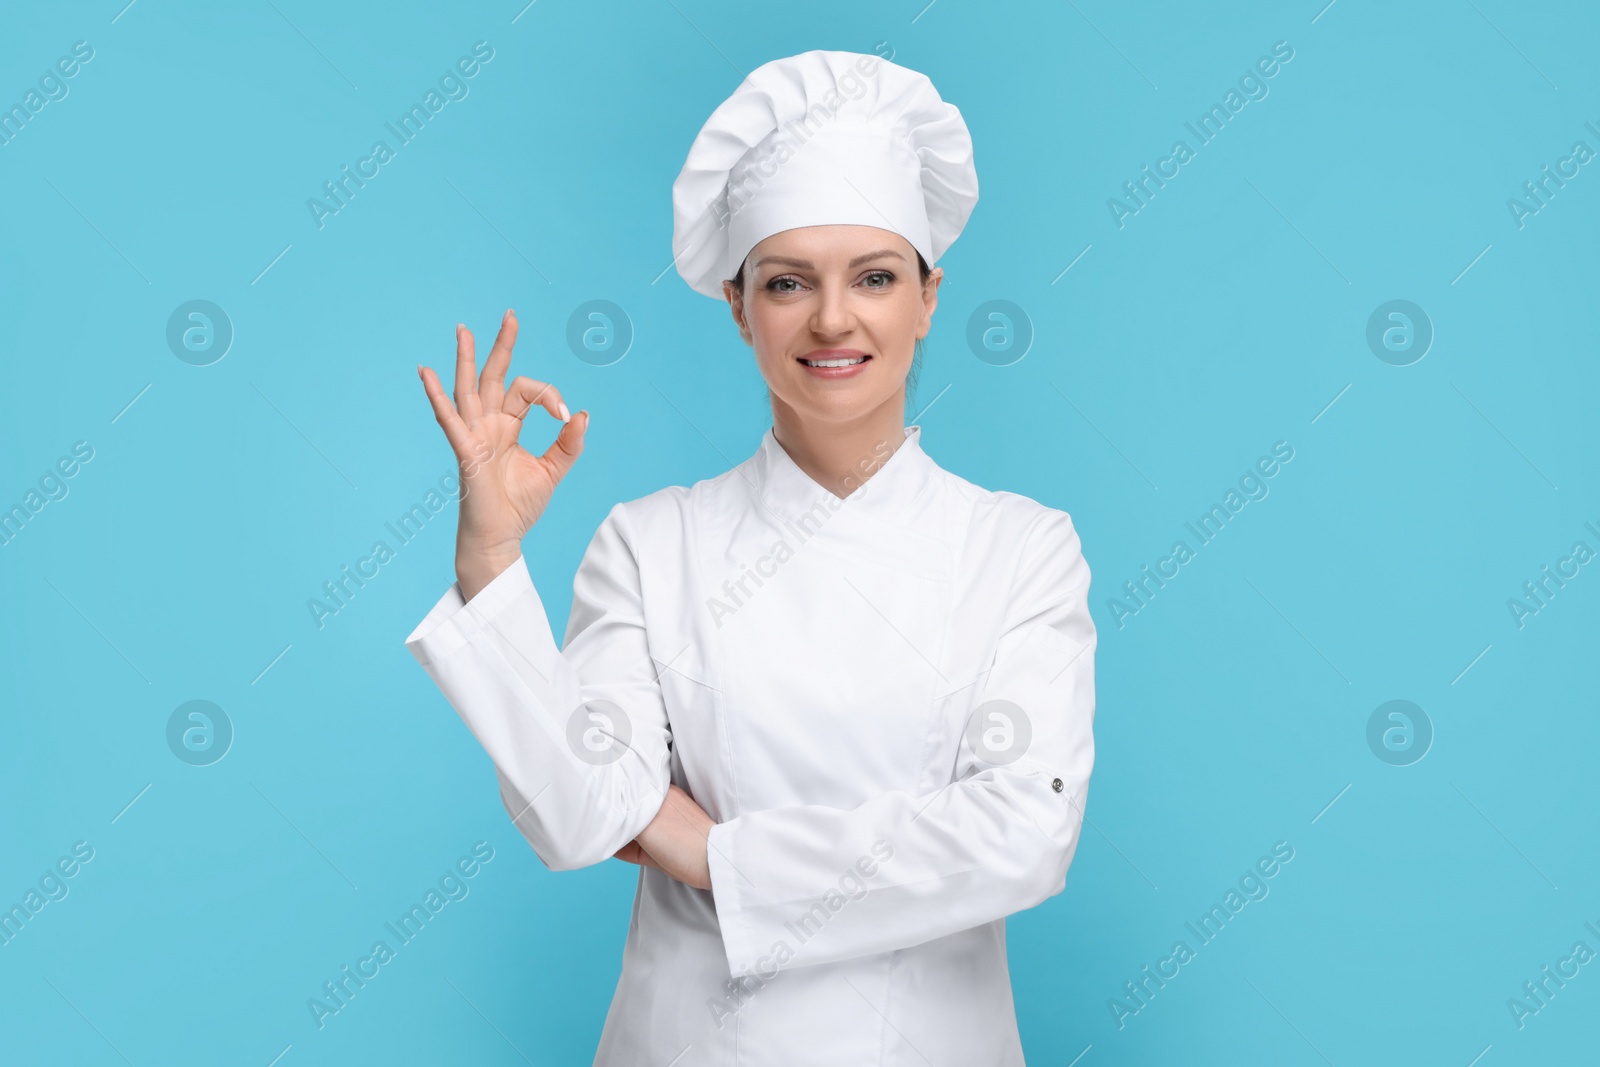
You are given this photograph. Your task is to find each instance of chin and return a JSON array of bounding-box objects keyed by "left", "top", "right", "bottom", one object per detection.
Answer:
[{"left": 787, "top": 386, "right": 900, "bottom": 424}]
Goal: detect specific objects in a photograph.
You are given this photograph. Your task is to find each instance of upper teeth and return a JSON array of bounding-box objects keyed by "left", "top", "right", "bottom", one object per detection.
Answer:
[{"left": 803, "top": 357, "right": 866, "bottom": 367}]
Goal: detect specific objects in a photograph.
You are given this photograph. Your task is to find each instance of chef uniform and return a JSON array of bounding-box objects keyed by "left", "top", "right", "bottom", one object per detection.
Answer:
[{"left": 405, "top": 50, "right": 1097, "bottom": 1066}]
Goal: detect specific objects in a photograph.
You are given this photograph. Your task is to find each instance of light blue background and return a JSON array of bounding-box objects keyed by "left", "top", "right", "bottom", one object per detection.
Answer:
[{"left": 3, "top": 1, "right": 1596, "bottom": 1063}]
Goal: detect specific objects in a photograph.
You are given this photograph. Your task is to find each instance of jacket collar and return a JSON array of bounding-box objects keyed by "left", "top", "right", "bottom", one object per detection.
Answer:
[{"left": 749, "top": 422, "right": 937, "bottom": 525}]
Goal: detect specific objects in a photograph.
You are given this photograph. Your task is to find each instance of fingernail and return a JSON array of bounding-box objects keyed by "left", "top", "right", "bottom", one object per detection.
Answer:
[
  {"left": 558, "top": 402, "right": 570, "bottom": 422},
  {"left": 505, "top": 308, "right": 514, "bottom": 321}
]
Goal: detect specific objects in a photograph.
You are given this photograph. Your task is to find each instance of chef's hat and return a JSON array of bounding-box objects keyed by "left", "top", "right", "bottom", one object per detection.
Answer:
[{"left": 671, "top": 50, "right": 979, "bottom": 301}]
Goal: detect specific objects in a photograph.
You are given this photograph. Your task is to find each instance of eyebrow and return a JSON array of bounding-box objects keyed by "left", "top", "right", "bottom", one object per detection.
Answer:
[{"left": 753, "top": 248, "right": 908, "bottom": 271}]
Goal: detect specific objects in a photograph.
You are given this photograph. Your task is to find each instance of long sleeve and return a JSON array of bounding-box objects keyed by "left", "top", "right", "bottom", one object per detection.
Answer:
[
  {"left": 704, "top": 509, "right": 1096, "bottom": 979},
  {"left": 404, "top": 502, "right": 672, "bottom": 872}
]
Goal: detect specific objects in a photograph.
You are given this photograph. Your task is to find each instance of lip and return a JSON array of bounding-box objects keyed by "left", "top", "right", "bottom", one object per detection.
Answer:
[{"left": 797, "top": 349, "right": 872, "bottom": 380}]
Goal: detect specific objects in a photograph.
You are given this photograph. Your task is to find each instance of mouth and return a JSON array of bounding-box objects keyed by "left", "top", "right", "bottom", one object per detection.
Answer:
[{"left": 798, "top": 350, "right": 872, "bottom": 374}]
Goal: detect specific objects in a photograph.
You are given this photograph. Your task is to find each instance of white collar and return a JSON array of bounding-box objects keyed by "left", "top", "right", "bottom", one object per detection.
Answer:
[{"left": 749, "top": 423, "right": 937, "bottom": 525}]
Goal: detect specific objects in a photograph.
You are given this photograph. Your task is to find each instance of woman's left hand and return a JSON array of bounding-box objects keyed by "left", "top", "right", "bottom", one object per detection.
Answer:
[{"left": 626, "top": 784, "right": 714, "bottom": 891}]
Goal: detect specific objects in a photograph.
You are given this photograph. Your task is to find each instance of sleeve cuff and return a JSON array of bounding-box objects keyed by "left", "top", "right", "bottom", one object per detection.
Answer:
[
  {"left": 706, "top": 817, "right": 763, "bottom": 978},
  {"left": 404, "top": 555, "right": 548, "bottom": 668}
]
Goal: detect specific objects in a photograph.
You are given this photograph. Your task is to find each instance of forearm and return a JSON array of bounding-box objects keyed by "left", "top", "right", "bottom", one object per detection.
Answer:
[
  {"left": 705, "top": 766, "right": 1087, "bottom": 977},
  {"left": 407, "top": 553, "right": 673, "bottom": 871},
  {"left": 633, "top": 784, "right": 714, "bottom": 890}
]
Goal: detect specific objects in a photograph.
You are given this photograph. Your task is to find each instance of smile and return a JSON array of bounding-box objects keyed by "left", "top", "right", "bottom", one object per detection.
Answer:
[{"left": 799, "top": 356, "right": 870, "bottom": 367}]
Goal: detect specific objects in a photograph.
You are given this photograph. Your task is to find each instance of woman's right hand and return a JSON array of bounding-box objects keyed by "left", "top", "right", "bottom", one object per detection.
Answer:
[{"left": 417, "top": 309, "right": 590, "bottom": 601}]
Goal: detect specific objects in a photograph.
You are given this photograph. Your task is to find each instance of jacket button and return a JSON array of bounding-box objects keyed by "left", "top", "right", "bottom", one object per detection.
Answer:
[{"left": 1051, "top": 777, "right": 1063, "bottom": 792}]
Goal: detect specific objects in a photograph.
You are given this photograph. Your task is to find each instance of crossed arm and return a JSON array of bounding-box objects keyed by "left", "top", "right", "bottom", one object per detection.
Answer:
[{"left": 407, "top": 502, "right": 1095, "bottom": 979}]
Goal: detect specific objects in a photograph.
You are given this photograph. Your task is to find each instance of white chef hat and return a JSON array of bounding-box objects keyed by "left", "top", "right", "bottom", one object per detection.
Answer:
[{"left": 671, "top": 49, "right": 979, "bottom": 301}]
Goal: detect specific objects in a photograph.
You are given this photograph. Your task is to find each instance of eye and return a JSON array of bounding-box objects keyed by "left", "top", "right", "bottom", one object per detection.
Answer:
[
  {"left": 860, "top": 270, "right": 895, "bottom": 288},
  {"left": 765, "top": 275, "right": 806, "bottom": 292}
]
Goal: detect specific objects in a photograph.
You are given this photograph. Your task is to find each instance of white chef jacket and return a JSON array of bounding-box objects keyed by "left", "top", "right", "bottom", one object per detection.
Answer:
[{"left": 404, "top": 423, "right": 1096, "bottom": 1065}]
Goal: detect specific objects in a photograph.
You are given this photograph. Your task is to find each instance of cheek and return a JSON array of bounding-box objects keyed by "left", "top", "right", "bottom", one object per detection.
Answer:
[
  {"left": 742, "top": 303, "right": 769, "bottom": 345},
  {"left": 869, "top": 298, "right": 923, "bottom": 358},
  {"left": 744, "top": 316, "right": 788, "bottom": 377},
  {"left": 748, "top": 302, "right": 801, "bottom": 352}
]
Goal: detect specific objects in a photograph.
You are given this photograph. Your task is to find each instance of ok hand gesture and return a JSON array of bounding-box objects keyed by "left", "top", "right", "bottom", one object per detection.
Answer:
[{"left": 417, "top": 310, "right": 590, "bottom": 601}]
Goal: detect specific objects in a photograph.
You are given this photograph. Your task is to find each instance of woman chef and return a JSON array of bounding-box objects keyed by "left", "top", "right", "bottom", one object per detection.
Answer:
[{"left": 407, "top": 49, "right": 1096, "bottom": 1066}]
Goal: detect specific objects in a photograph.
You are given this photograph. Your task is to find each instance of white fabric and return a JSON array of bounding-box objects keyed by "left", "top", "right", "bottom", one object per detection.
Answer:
[
  {"left": 671, "top": 50, "right": 980, "bottom": 300},
  {"left": 405, "top": 425, "right": 1096, "bottom": 1064}
]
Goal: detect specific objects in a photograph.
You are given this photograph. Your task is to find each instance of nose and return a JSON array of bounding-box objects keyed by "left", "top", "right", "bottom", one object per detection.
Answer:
[{"left": 809, "top": 280, "right": 854, "bottom": 339}]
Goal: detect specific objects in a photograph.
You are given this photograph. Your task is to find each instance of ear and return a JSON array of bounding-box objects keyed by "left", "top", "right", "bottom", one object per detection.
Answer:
[
  {"left": 915, "top": 266, "right": 943, "bottom": 341},
  {"left": 724, "top": 279, "right": 753, "bottom": 346}
]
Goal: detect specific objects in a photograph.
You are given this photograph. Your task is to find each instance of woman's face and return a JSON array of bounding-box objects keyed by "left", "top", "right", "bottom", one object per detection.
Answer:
[{"left": 724, "top": 225, "right": 941, "bottom": 427}]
